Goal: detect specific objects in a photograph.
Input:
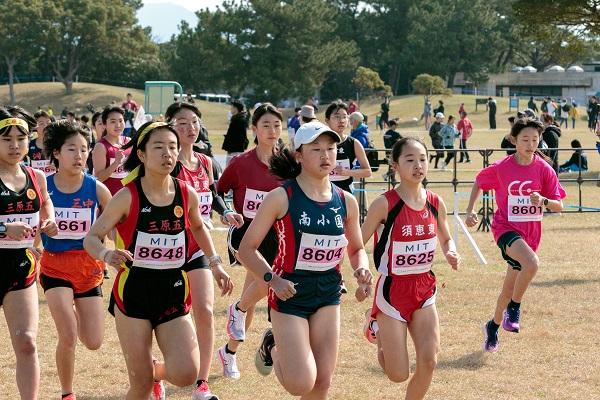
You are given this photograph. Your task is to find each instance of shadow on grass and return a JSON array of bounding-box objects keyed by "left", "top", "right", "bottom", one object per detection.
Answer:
[
  {"left": 531, "top": 277, "right": 600, "bottom": 288},
  {"left": 437, "top": 350, "right": 485, "bottom": 371}
]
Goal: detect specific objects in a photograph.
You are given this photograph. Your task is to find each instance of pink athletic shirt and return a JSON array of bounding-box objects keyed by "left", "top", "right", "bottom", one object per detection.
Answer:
[{"left": 476, "top": 154, "right": 566, "bottom": 251}]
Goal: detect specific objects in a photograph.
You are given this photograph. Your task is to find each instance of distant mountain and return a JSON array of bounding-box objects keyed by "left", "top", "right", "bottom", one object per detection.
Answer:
[{"left": 137, "top": 3, "right": 198, "bottom": 43}]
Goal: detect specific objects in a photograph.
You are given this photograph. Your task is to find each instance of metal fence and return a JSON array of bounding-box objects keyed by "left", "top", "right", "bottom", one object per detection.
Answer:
[{"left": 355, "top": 147, "right": 600, "bottom": 229}]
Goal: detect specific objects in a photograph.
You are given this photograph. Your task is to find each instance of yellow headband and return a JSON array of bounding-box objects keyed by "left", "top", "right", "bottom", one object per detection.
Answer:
[
  {"left": 121, "top": 121, "right": 171, "bottom": 185},
  {"left": 0, "top": 118, "right": 29, "bottom": 133}
]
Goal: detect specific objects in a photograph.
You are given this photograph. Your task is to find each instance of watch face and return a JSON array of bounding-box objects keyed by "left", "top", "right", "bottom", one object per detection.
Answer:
[{"left": 263, "top": 272, "right": 273, "bottom": 282}]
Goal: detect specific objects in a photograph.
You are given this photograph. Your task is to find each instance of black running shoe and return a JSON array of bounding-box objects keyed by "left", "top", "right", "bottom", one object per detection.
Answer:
[{"left": 255, "top": 328, "right": 274, "bottom": 376}]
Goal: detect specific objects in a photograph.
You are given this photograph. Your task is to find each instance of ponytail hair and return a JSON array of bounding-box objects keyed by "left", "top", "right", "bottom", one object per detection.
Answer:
[{"left": 269, "top": 146, "right": 301, "bottom": 180}]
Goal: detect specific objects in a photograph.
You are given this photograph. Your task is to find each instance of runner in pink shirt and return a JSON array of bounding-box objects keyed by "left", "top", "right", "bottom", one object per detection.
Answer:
[{"left": 465, "top": 117, "right": 566, "bottom": 353}]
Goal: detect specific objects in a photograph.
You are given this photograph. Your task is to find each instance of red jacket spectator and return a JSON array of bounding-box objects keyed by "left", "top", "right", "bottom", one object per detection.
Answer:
[{"left": 457, "top": 115, "right": 473, "bottom": 140}]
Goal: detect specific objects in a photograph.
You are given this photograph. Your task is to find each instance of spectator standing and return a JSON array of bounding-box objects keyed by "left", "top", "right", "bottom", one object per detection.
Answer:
[
  {"left": 222, "top": 99, "right": 249, "bottom": 165},
  {"left": 541, "top": 98, "right": 549, "bottom": 114},
  {"left": 287, "top": 107, "right": 301, "bottom": 145},
  {"left": 382, "top": 120, "right": 402, "bottom": 182},
  {"left": 349, "top": 111, "right": 370, "bottom": 148},
  {"left": 547, "top": 98, "right": 557, "bottom": 119},
  {"left": 120, "top": 93, "right": 139, "bottom": 136},
  {"left": 348, "top": 99, "right": 358, "bottom": 114},
  {"left": 300, "top": 105, "right": 316, "bottom": 125},
  {"left": 588, "top": 96, "right": 599, "bottom": 132},
  {"left": 422, "top": 97, "right": 432, "bottom": 130},
  {"left": 541, "top": 114, "right": 561, "bottom": 172},
  {"left": 488, "top": 97, "right": 497, "bottom": 129},
  {"left": 458, "top": 102, "right": 466, "bottom": 115},
  {"left": 428, "top": 112, "right": 444, "bottom": 168},
  {"left": 457, "top": 111, "right": 473, "bottom": 162},
  {"left": 501, "top": 116, "right": 517, "bottom": 155},
  {"left": 559, "top": 100, "right": 570, "bottom": 129},
  {"left": 378, "top": 97, "right": 390, "bottom": 130},
  {"left": 528, "top": 97, "right": 538, "bottom": 113},
  {"left": 440, "top": 115, "right": 459, "bottom": 169},
  {"left": 569, "top": 101, "right": 579, "bottom": 129},
  {"left": 433, "top": 100, "right": 445, "bottom": 116}
]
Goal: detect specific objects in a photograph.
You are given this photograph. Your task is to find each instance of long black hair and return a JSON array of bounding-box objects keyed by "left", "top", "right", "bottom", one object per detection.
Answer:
[
  {"left": 269, "top": 146, "right": 301, "bottom": 180},
  {"left": 0, "top": 106, "right": 35, "bottom": 137}
]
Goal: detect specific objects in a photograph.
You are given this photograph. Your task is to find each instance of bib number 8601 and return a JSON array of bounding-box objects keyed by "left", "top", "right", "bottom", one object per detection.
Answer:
[
  {"left": 511, "top": 205, "right": 542, "bottom": 215},
  {"left": 138, "top": 247, "right": 183, "bottom": 260},
  {"left": 395, "top": 250, "right": 434, "bottom": 266}
]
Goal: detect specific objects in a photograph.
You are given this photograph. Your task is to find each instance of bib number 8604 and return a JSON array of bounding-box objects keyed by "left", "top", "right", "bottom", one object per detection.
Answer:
[{"left": 301, "top": 247, "right": 343, "bottom": 262}]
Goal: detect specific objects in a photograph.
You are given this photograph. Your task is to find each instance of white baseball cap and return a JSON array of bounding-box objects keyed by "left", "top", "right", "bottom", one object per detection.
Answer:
[
  {"left": 435, "top": 112, "right": 444, "bottom": 119},
  {"left": 293, "top": 121, "right": 341, "bottom": 150}
]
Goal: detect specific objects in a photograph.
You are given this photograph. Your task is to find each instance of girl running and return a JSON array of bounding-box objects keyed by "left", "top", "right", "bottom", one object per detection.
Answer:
[
  {"left": 216, "top": 103, "right": 283, "bottom": 379},
  {"left": 84, "top": 121, "right": 229, "bottom": 400},
  {"left": 361, "top": 137, "right": 459, "bottom": 399},
  {"left": 465, "top": 117, "right": 565, "bottom": 353},
  {"left": 28, "top": 110, "right": 56, "bottom": 176},
  {"left": 239, "top": 121, "right": 373, "bottom": 399},
  {"left": 0, "top": 107, "right": 58, "bottom": 400},
  {"left": 324, "top": 100, "right": 372, "bottom": 193},
  {"left": 91, "top": 106, "right": 131, "bottom": 195},
  {"left": 39, "top": 121, "right": 111, "bottom": 400},
  {"left": 165, "top": 102, "right": 239, "bottom": 400}
]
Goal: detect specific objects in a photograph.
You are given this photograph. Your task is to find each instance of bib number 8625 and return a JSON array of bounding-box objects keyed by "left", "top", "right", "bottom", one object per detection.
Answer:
[{"left": 395, "top": 250, "right": 434, "bottom": 266}]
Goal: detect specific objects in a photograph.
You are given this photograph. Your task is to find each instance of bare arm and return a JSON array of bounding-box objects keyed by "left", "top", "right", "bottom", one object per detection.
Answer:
[
  {"left": 348, "top": 140, "right": 373, "bottom": 179},
  {"left": 91, "top": 145, "right": 120, "bottom": 183},
  {"left": 238, "top": 188, "right": 296, "bottom": 300},
  {"left": 436, "top": 198, "right": 460, "bottom": 270},
  {"left": 83, "top": 188, "right": 133, "bottom": 267},
  {"left": 360, "top": 195, "right": 388, "bottom": 245},
  {"left": 36, "top": 169, "right": 58, "bottom": 237},
  {"left": 95, "top": 180, "right": 112, "bottom": 213},
  {"left": 465, "top": 182, "right": 482, "bottom": 227},
  {"left": 343, "top": 193, "right": 373, "bottom": 301}
]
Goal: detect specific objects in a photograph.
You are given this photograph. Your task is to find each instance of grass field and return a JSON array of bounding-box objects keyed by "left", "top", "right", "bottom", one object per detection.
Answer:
[{"left": 0, "top": 82, "right": 599, "bottom": 399}]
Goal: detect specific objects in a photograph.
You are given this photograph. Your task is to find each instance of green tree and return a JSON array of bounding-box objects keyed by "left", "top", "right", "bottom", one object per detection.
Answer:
[
  {"left": 513, "top": 0, "right": 600, "bottom": 35},
  {"left": 0, "top": 0, "right": 46, "bottom": 104},
  {"left": 44, "top": 0, "right": 157, "bottom": 94},
  {"left": 352, "top": 66, "right": 392, "bottom": 98},
  {"left": 412, "top": 74, "right": 451, "bottom": 95}
]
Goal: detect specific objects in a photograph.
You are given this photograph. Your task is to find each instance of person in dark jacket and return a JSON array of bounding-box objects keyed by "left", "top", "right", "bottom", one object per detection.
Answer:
[
  {"left": 488, "top": 97, "right": 497, "bottom": 129},
  {"left": 428, "top": 112, "right": 444, "bottom": 168},
  {"left": 559, "top": 139, "right": 588, "bottom": 172},
  {"left": 541, "top": 114, "right": 561, "bottom": 172},
  {"left": 222, "top": 99, "right": 249, "bottom": 165},
  {"left": 527, "top": 97, "right": 538, "bottom": 113}
]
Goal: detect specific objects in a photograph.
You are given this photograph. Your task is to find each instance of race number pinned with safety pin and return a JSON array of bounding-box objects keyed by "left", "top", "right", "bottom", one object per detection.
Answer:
[{"left": 507, "top": 180, "right": 543, "bottom": 222}]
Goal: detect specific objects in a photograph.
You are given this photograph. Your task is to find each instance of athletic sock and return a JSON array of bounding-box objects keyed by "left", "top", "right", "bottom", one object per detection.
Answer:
[
  {"left": 235, "top": 302, "right": 246, "bottom": 313},
  {"left": 196, "top": 379, "right": 207, "bottom": 387},
  {"left": 225, "top": 344, "right": 236, "bottom": 355},
  {"left": 62, "top": 394, "right": 73, "bottom": 399},
  {"left": 508, "top": 300, "right": 521, "bottom": 310},
  {"left": 489, "top": 320, "right": 500, "bottom": 331}
]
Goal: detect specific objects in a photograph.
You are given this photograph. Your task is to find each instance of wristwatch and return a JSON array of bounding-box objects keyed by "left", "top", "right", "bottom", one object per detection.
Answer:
[
  {"left": 543, "top": 197, "right": 549, "bottom": 206},
  {"left": 263, "top": 271, "right": 273, "bottom": 284},
  {"left": 207, "top": 254, "right": 223, "bottom": 268},
  {"left": 0, "top": 222, "right": 6, "bottom": 234}
]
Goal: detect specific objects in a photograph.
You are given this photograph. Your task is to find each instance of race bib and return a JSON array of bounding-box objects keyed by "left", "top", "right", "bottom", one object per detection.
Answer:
[
  {"left": 109, "top": 158, "right": 127, "bottom": 179},
  {"left": 54, "top": 207, "right": 92, "bottom": 240},
  {"left": 31, "top": 159, "right": 56, "bottom": 176},
  {"left": 508, "top": 195, "right": 543, "bottom": 222},
  {"left": 197, "top": 191, "right": 213, "bottom": 221},
  {"left": 133, "top": 231, "right": 186, "bottom": 269},
  {"left": 296, "top": 233, "right": 348, "bottom": 272},
  {"left": 243, "top": 188, "right": 267, "bottom": 219},
  {"left": 391, "top": 237, "right": 437, "bottom": 276},
  {"left": 329, "top": 159, "right": 351, "bottom": 182},
  {"left": 0, "top": 212, "right": 40, "bottom": 248}
]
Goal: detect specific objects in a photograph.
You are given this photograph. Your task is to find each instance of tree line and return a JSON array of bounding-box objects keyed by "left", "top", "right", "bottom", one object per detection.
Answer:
[{"left": 1, "top": 0, "right": 599, "bottom": 105}]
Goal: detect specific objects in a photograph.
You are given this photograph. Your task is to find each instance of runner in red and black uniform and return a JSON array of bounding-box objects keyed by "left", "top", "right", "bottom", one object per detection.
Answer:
[
  {"left": 91, "top": 106, "right": 131, "bottom": 196},
  {"left": 27, "top": 110, "right": 56, "bottom": 176},
  {"left": 84, "top": 121, "right": 231, "bottom": 400},
  {"left": 361, "top": 137, "right": 460, "bottom": 399},
  {"left": 166, "top": 102, "right": 241, "bottom": 400},
  {"left": 215, "top": 103, "right": 283, "bottom": 379},
  {"left": 0, "top": 106, "right": 58, "bottom": 400}
]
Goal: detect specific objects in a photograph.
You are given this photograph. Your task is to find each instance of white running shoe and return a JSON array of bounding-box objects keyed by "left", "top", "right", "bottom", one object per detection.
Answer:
[
  {"left": 191, "top": 380, "right": 219, "bottom": 400},
  {"left": 217, "top": 345, "right": 241, "bottom": 379},
  {"left": 226, "top": 302, "right": 246, "bottom": 342}
]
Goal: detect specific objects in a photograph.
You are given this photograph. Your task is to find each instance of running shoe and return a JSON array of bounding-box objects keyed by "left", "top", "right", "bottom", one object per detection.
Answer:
[
  {"left": 191, "top": 380, "right": 219, "bottom": 400},
  {"left": 502, "top": 307, "right": 520, "bottom": 333},
  {"left": 62, "top": 394, "right": 76, "bottom": 400},
  {"left": 150, "top": 380, "right": 165, "bottom": 400},
  {"left": 363, "top": 308, "right": 378, "bottom": 345},
  {"left": 340, "top": 279, "right": 348, "bottom": 294},
  {"left": 255, "top": 328, "right": 274, "bottom": 376},
  {"left": 217, "top": 345, "right": 240, "bottom": 379},
  {"left": 226, "top": 302, "right": 246, "bottom": 342},
  {"left": 483, "top": 320, "right": 499, "bottom": 353},
  {"left": 103, "top": 267, "right": 110, "bottom": 279}
]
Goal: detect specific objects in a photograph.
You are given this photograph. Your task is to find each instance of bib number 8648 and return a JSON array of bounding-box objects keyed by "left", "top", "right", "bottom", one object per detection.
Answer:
[{"left": 138, "top": 247, "right": 183, "bottom": 260}]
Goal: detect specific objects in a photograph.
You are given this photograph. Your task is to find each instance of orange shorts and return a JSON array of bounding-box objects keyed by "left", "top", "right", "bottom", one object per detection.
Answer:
[{"left": 40, "top": 249, "right": 104, "bottom": 295}]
